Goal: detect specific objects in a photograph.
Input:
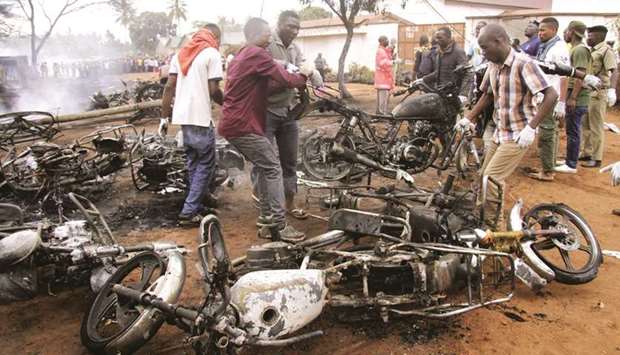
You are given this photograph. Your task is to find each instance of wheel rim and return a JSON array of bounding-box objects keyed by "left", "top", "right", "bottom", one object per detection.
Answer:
[
  {"left": 87, "top": 252, "right": 166, "bottom": 343},
  {"left": 302, "top": 135, "right": 354, "bottom": 181},
  {"left": 524, "top": 206, "right": 597, "bottom": 275}
]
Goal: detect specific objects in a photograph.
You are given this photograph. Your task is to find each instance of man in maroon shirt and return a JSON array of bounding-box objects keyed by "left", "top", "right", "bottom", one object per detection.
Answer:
[{"left": 218, "top": 17, "right": 309, "bottom": 242}]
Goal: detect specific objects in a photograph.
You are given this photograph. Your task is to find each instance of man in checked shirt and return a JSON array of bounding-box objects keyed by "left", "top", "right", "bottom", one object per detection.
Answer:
[{"left": 456, "top": 24, "right": 558, "bottom": 226}]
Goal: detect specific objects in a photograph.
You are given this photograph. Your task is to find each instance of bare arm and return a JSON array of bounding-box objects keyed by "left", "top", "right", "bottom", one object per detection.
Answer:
[
  {"left": 465, "top": 91, "right": 493, "bottom": 124},
  {"left": 161, "top": 73, "right": 177, "bottom": 118},
  {"left": 208, "top": 79, "right": 223, "bottom": 106}
]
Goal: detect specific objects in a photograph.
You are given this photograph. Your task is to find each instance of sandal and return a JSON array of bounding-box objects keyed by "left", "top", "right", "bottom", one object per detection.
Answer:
[
  {"left": 526, "top": 171, "right": 554, "bottom": 182},
  {"left": 287, "top": 208, "right": 309, "bottom": 220}
]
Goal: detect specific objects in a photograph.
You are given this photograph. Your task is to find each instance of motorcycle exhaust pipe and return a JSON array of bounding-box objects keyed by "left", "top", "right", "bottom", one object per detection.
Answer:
[{"left": 329, "top": 142, "right": 385, "bottom": 170}]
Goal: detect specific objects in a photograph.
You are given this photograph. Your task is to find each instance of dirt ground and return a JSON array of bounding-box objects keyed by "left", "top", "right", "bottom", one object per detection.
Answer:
[{"left": 1, "top": 82, "right": 620, "bottom": 355}]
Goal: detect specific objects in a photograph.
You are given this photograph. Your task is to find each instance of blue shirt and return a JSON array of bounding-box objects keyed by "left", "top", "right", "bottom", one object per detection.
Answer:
[{"left": 521, "top": 37, "right": 541, "bottom": 57}]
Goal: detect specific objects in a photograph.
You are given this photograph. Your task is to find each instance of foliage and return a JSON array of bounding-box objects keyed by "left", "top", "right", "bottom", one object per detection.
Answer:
[
  {"left": 167, "top": 0, "right": 187, "bottom": 34},
  {"left": 299, "top": 6, "right": 332, "bottom": 21},
  {"left": 128, "top": 11, "right": 173, "bottom": 55},
  {"left": 347, "top": 62, "right": 374, "bottom": 84},
  {"left": 109, "top": 0, "right": 135, "bottom": 27}
]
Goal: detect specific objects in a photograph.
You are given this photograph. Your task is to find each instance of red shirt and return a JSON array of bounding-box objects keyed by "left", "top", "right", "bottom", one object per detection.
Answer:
[{"left": 218, "top": 45, "right": 307, "bottom": 139}]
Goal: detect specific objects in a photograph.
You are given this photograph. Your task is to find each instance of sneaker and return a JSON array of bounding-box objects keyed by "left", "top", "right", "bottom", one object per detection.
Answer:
[
  {"left": 580, "top": 160, "right": 601, "bottom": 168},
  {"left": 554, "top": 164, "right": 577, "bottom": 174},
  {"left": 256, "top": 215, "right": 275, "bottom": 228},
  {"left": 555, "top": 159, "right": 565, "bottom": 166},
  {"left": 278, "top": 224, "right": 305, "bottom": 243},
  {"left": 178, "top": 213, "right": 204, "bottom": 226}
]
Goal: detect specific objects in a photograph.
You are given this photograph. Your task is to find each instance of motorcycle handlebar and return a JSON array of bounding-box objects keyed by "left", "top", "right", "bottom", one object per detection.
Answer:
[{"left": 111, "top": 284, "right": 200, "bottom": 321}]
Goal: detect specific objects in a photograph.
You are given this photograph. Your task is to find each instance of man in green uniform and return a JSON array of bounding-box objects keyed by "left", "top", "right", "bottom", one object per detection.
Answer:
[
  {"left": 555, "top": 21, "right": 591, "bottom": 174},
  {"left": 581, "top": 25, "right": 617, "bottom": 168}
]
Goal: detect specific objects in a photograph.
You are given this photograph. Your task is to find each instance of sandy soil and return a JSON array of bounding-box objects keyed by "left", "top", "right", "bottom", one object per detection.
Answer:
[{"left": 1, "top": 83, "right": 620, "bottom": 355}]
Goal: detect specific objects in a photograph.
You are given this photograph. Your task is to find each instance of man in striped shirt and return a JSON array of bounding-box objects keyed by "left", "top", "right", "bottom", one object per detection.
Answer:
[{"left": 458, "top": 24, "right": 558, "bottom": 226}]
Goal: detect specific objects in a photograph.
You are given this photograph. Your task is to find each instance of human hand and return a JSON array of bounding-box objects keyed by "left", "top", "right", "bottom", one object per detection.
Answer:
[
  {"left": 607, "top": 89, "right": 617, "bottom": 107},
  {"left": 553, "top": 101, "right": 566, "bottom": 120},
  {"left": 600, "top": 161, "right": 620, "bottom": 186},
  {"left": 455, "top": 116, "right": 474, "bottom": 131},
  {"left": 583, "top": 75, "right": 602, "bottom": 90},
  {"left": 514, "top": 124, "right": 536, "bottom": 149}
]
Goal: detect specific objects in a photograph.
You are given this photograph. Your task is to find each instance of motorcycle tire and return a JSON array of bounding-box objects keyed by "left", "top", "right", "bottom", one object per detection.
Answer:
[
  {"left": 522, "top": 203, "right": 602, "bottom": 285},
  {"left": 80, "top": 251, "right": 168, "bottom": 354},
  {"left": 301, "top": 133, "right": 355, "bottom": 181}
]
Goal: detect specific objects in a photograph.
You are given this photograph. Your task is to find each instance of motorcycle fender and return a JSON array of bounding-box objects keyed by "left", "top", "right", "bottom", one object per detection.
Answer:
[
  {"left": 508, "top": 199, "right": 524, "bottom": 231},
  {"left": 105, "top": 250, "right": 186, "bottom": 354},
  {"left": 231, "top": 269, "right": 327, "bottom": 339},
  {"left": 520, "top": 241, "right": 555, "bottom": 281},
  {"left": 0, "top": 229, "right": 41, "bottom": 269}
]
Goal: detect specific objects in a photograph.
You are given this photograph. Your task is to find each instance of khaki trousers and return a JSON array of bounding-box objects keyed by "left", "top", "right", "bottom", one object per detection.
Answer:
[
  {"left": 480, "top": 140, "right": 529, "bottom": 219},
  {"left": 582, "top": 94, "right": 607, "bottom": 161}
]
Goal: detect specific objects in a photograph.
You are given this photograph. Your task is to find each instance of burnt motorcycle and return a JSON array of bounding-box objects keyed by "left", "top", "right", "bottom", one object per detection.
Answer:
[
  {"left": 301, "top": 76, "right": 477, "bottom": 183},
  {"left": 340, "top": 175, "right": 603, "bottom": 289},
  {"left": 1, "top": 125, "right": 135, "bottom": 203},
  {"left": 82, "top": 211, "right": 515, "bottom": 354},
  {"left": 129, "top": 133, "right": 245, "bottom": 192},
  {"left": 0, "top": 111, "right": 59, "bottom": 150},
  {"left": 0, "top": 193, "right": 184, "bottom": 304}
]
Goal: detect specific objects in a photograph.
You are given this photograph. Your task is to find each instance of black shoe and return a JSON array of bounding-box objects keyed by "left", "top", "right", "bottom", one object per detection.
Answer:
[
  {"left": 178, "top": 213, "right": 204, "bottom": 226},
  {"left": 580, "top": 160, "right": 601, "bottom": 168},
  {"left": 578, "top": 156, "right": 592, "bottom": 162}
]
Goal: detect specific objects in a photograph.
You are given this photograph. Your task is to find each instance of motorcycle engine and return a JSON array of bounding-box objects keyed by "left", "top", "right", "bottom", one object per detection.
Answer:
[{"left": 389, "top": 136, "right": 439, "bottom": 173}]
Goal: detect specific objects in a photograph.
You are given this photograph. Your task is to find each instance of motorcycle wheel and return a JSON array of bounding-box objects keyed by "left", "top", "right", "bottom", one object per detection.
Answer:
[
  {"left": 81, "top": 251, "right": 167, "bottom": 354},
  {"left": 522, "top": 203, "right": 602, "bottom": 285},
  {"left": 302, "top": 134, "right": 355, "bottom": 181}
]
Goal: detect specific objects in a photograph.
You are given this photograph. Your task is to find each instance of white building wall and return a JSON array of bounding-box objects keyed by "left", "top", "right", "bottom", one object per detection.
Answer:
[
  {"left": 551, "top": 0, "right": 620, "bottom": 13},
  {"left": 297, "top": 23, "right": 399, "bottom": 72}
]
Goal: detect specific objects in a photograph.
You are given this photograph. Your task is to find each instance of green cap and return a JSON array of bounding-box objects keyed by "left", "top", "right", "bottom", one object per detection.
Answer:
[{"left": 568, "top": 20, "right": 586, "bottom": 38}]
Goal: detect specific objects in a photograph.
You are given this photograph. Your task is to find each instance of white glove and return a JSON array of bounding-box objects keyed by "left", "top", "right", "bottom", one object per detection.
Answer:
[
  {"left": 158, "top": 117, "right": 169, "bottom": 137},
  {"left": 553, "top": 101, "right": 566, "bottom": 120},
  {"left": 583, "top": 75, "right": 602, "bottom": 90},
  {"left": 458, "top": 95, "right": 469, "bottom": 105},
  {"left": 455, "top": 116, "right": 474, "bottom": 131},
  {"left": 514, "top": 124, "right": 536, "bottom": 149},
  {"left": 607, "top": 88, "right": 617, "bottom": 107},
  {"left": 533, "top": 92, "right": 544, "bottom": 105},
  {"left": 600, "top": 161, "right": 620, "bottom": 186},
  {"left": 285, "top": 62, "right": 299, "bottom": 74}
]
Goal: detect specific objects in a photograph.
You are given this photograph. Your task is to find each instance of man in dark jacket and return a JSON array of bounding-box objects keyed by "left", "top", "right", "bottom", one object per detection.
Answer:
[{"left": 421, "top": 27, "right": 471, "bottom": 99}]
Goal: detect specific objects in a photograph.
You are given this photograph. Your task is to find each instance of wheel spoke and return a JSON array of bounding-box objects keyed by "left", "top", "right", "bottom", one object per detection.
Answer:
[
  {"left": 559, "top": 248, "right": 575, "bottom": 271},
  {"left": 136, "top": 262, "right": 159, "bottom": 290},
  {"left": 533, "top": 238, "right": 555, "bottom": 250},
  {"left": 578, "top": 244, "right": 592, "bottom": 255}
]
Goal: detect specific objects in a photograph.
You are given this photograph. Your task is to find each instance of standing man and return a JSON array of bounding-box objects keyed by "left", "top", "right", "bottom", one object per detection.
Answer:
[
  {"left": 528, "top": 17, "right": 569, "bottom": 182},
  {"left": 218, "top": 17, "right": 310, "bottom": 242},
  {"left": 581, "top": 25, "right": 617, "bottom": 168},
  {"left": 556, "top": 21, "right": 591, "bottom": 174},
  {"left": 314, "top": 53, "right": 327, "bottom": 81},
  {"left": 521, "top": 21, "right": 541, "bottom": 57},
  {"left": 467, "top": 21, "right": 487, "bottom": 70},
  {"left": 257, "top": 10, "right": 309, "bottom": 220},
  {"left": 421, "top": 27, "right": 471, "bottom": 101},
  {"left": 458, "top": 24, "right": 557, "bottom": 225},
  {"left": 161, "top": 24, "right": 224, "bottom": 225},
  {"left": 375, "top": 35, "right": 394, "bottom": 115},
  {"left": 413, "top": 34, "right": 430, "bottom": 79}
]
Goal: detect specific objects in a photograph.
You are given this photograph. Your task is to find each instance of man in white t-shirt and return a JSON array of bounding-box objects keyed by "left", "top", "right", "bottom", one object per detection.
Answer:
[
  {"left": 527, "top": 17, "right": 570, "bottom": 182},
  {"left": 162, "top": 23, "right": 224, "bottom": 224}
]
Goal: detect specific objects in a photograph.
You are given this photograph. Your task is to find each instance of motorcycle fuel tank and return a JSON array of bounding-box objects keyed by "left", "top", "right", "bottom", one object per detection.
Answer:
[
  {"left": 0, "top": 229, "right": 41, "bottom": 268},
  {"left": 392, "top": 93, "right": 447, "bottom": 121},
  {"left": 230, "top": 269, "right": 327, "bottom": 340}
]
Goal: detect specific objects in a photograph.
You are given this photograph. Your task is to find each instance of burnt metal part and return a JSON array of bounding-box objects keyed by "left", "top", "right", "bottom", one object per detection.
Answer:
[{"left": 0, "top": 111, "right": 59, "bottom": 150}]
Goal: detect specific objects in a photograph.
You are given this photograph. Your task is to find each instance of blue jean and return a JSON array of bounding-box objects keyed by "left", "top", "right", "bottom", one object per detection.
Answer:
[
  {"left": 180, "top": 125, "right": 216, "bottom": 216},
  {"left": 565, "top": 106, "right": 587, "bottom": 169}
]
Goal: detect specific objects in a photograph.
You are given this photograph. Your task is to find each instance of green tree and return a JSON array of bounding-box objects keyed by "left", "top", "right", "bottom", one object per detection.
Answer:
[
  {"left": 110, "top": 0, "right": 135, "bottom": 27},
  {"left": 299, "top": 0, "right": 407, "bottom": 98},
  {"left": 128, "top": 11, "right": 173, "bottom": 55},
  {"left": 168, "top": 0, "right": 187, "bottom": 34},
  {"left": 299, "top": 6, "right": 332, "bottom": 21}
]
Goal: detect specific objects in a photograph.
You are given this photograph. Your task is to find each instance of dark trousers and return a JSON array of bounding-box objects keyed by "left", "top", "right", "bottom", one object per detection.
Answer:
[
  {"left": 565, "top": 106, "right": 587, "bottom": 169},
  {"left": 180, "top": 125, "right": 216, "bottom": 216}
]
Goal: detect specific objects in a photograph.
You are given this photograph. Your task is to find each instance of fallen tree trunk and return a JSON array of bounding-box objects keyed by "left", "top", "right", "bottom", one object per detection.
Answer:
[{"left": 44, "top": 100, "right": 162, "bottom": 124}]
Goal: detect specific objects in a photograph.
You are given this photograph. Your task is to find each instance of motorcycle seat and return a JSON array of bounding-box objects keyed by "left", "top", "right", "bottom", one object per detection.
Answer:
[{"left": 0, "top": 229, "right": 41, "bottom": 269}]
